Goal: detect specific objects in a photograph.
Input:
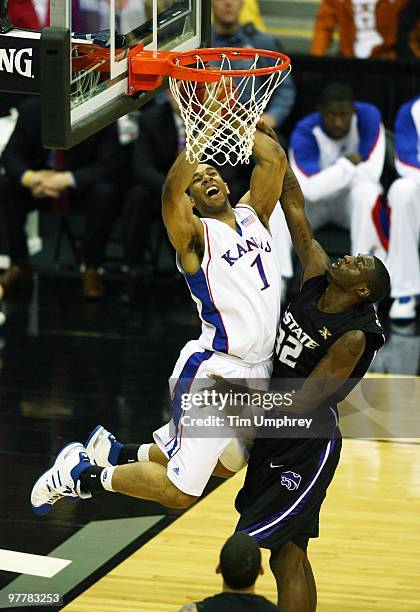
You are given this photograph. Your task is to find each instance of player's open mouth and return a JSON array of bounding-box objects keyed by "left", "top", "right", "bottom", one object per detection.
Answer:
[{"left": 206, "top": 186, "right": 220, "bottom": 199}]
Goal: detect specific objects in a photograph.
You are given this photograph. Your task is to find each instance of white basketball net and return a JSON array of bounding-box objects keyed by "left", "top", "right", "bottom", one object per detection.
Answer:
[
  {"left": 71, "top": 48, "right": 102, "bottom": 109},
  {"left": 169, "top": 52, "right": 291, "bottom": 165}
]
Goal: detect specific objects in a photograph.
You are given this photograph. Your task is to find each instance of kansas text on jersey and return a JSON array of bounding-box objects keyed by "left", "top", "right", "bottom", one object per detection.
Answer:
[{"left": 178, "top": 204, "right": 281, "bottom": 364}]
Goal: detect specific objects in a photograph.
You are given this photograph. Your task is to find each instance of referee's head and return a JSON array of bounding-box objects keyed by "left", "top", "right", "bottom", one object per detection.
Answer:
[{"left": 216, "top": 533, "right": 263, "bottom": 590}]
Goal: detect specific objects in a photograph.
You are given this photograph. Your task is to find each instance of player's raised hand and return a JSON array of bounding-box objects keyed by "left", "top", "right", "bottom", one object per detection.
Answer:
[
  {"left": 256, "top": 118, "right": 279, "bottom": 143},
  {"left": 206, "top": 373, "right": 234, "bottom": 395}
]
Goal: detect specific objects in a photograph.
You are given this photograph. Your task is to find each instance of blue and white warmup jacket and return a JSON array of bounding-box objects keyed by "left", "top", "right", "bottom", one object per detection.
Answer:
[
  {"left": 394, "top": 96, "right": 420, "bottom": 185},
  {"left": 289, "top": 102, "right": 385, "bottom": 202}
]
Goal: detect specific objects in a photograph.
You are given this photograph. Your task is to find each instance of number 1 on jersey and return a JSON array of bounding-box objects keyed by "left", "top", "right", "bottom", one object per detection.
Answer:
[{"left": 251, "top": 254, "right": 270, "bottom": 291}]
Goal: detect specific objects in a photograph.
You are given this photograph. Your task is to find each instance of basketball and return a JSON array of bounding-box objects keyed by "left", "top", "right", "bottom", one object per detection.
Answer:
[{"left": 177, "top": 77, "right": 238, "bottom": 117}]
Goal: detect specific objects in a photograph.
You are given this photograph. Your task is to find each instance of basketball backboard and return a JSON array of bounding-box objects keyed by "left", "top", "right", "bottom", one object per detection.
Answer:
[{"left": 0, "top": 0, "right": 210, "bottom": 148}]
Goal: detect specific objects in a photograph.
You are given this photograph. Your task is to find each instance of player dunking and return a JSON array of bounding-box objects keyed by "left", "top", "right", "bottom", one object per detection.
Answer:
[
  {"left": 31, "top": 114, "right": 287, "bottom": 513},
  {"left": 218, "top": 158, "right": 389, "bottom": 611}
]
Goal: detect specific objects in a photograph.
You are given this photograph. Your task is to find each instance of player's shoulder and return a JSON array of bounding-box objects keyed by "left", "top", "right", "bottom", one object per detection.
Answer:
[
  {"left": 235, "top": 201, "right": 267, "bottom": 227},
  {"left": 335, "top": 329, "right": 367, "bottom": 353},
  {"left": 294, "top": 112, "right": 321, "bottom": 134},
  {"left": 395, "top": 96, "right": 420, "bottom": 129},
  {"left": 290, "top": 113, "right": 321, "bottom": 152},
  {"left": 236, "top": 200, "right": 257, "bottom": 213},
  {"left": 342, "top": 303, "right": 385, "bottom": 349},
  {"left": 354, "top": 101, "right": 381, "bottom": 124},
  {"left": 285, "top": 274, "right": 327, "bottom": 314},
  {"left": 358, "top": 303, "right": 385, "bottom": 332},
  {"left": 300, "top": 273, "right": 328, "bottom": 295}
]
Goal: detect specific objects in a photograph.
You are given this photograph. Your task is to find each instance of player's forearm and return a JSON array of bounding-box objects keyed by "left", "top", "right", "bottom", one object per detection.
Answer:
[
  {"left": 249, "top": 128, "right": 287, "bottom": 218},
  {"left": 286, "top": 377, "right": 343, "bottom": 414},
  {"left": 163, "top": 99, "right": 222, "bottom": 201},
  {"left": 162, "top": 149, "right": 199, "bottom": 202},
  {"left": 289, "top": 334, "right": 365, "bottom": 413},
  {"left": 280, "top": 165, "right": 305, "bottom": 213},
  {"left": 252, "top": 127, "right": 284, "bottom": 165},
  {"left": 280, "top": 166, "right": 314, "bottom": 264}
]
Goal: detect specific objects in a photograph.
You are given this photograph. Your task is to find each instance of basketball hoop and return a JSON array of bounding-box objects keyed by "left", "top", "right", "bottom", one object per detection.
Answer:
[{"left": 129, "top": 47, "right": 291, "bottom": 165}]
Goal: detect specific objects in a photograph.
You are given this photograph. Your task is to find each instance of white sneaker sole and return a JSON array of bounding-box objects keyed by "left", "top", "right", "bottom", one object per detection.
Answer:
[{"left": 31, "top": 442, "right": 82, "bottom": 516}]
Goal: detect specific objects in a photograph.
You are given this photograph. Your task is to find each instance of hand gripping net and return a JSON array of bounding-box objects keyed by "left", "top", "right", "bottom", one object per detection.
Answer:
[{"left": 168, "top": 48, "right": 291, "bottom": 165}]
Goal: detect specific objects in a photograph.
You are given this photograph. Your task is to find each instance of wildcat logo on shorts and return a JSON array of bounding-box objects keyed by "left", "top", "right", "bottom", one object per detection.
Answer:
[{"left": 280, "top": 471, "right": 302, "bottom": 491}]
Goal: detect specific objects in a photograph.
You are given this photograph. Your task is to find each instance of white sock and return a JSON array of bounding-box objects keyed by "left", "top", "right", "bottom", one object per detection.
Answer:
[
  {"left": 100, "top": 466, "right": 116, "bottom": 492},
  {"left": 137, "top": 443, "right": 152, "bottom": 462}
]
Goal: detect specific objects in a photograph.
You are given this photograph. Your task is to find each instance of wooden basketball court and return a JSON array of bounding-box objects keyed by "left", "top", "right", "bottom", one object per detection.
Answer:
[
  {"left": 66, "top": 437, "right": 420, "bottom": 611},
  {"left": 0, "top": 4, "right": 419, "bottom": 611}
]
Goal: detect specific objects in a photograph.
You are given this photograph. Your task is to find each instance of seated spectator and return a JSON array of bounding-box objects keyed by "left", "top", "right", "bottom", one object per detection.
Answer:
[
  {"left": 239, "top": 0, "right": 267, "bottom": 31},
  {"left": 179, "top": 533, "right": 282, "bottom": 611},
  {"left": 0, "top": 97, "right": 123, "bottom": 299},
  {"left": 120, "top": 93, "right": 181, "bottom": 300},
  {"left": 310, "top": 0, "right": 408, "bottom": 59},
  {"left": 211, "top": 0, "right": 296, "bottom": 134},
  {"left": 396, "top": 0, "right": 420, "bottom": 60},
  {"left": 0, "top": 104, "right": 20, "bottom": 315},
  {"left": 387, "top": 95, "right": 420, "bottom": 321},
  {"left": 289, "top": 83, "right": 386, "bottom": 259}
]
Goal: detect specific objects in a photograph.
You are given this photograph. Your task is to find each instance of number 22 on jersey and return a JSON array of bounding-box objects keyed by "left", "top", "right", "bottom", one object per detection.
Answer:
[{"left": 276, "top": 327, "right": 303, "bottom": 368}]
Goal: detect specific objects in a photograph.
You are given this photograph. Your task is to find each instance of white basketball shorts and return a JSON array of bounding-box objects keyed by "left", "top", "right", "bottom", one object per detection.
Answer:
[{"left": 153, "top": 340, "right": 273, "bottom": 496}]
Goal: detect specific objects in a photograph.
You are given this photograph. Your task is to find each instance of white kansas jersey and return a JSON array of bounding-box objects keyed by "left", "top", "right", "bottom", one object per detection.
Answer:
[{"left": 179, "top": 204, "right": 281, "bottom": 364}]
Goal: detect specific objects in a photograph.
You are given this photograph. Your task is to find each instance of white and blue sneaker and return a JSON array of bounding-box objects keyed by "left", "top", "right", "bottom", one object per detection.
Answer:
[
  {"left": 86, "top": 425, "right": 123, "bottom": 467},
  {"left": 31, "top": 442, "right": 92, "bottom": 516},
  {"left": 389, "top": 296, "right": 416, "bottom": 321}
]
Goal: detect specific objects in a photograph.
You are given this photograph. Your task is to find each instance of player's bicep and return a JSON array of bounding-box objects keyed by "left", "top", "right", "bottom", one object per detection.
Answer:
[
  {"left": 321, "top": 331, "right": 366, "bottom": 380},
  {"left": 249, "top": 156, "right": 286, "bottom": 225},
  {"left": 282, "top": 201, "right": 329, "bottom": 282},
  {"left": 299, "top": 331, "right": 366, "bottom": 407},
  {"left": 249, "top": 128, "right": 287, "bottom": 223},
  {"left": 161, "top": 191, "right": 201, "bottom": 253}
]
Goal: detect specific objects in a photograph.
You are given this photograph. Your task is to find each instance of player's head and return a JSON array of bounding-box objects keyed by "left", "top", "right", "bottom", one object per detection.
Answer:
[
  {"left": 319, "top": 83, "right": 355, "bottom": 140},
  {"left": 212, "top": 0, "right": 243, "bottom": 30},
  {"left": 216, "top": 533, "right": 263, "bottom": 591},
  {"left": 188, "top": 163, "right": 230, "bottom": 215},
  {"left": 328, "top": 254, "right": 390, "bottom": 303}
]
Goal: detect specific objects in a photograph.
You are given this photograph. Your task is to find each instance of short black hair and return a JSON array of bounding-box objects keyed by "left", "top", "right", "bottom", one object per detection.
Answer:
[
  {"left": 366, "top": 256, "right": 390, "bottom": 303},
  {"left": 319, "top": 83, "right": 354, "bottom": 107},
  {"left": 219, "top": 534, "right": 261, "bottom": 589}
]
